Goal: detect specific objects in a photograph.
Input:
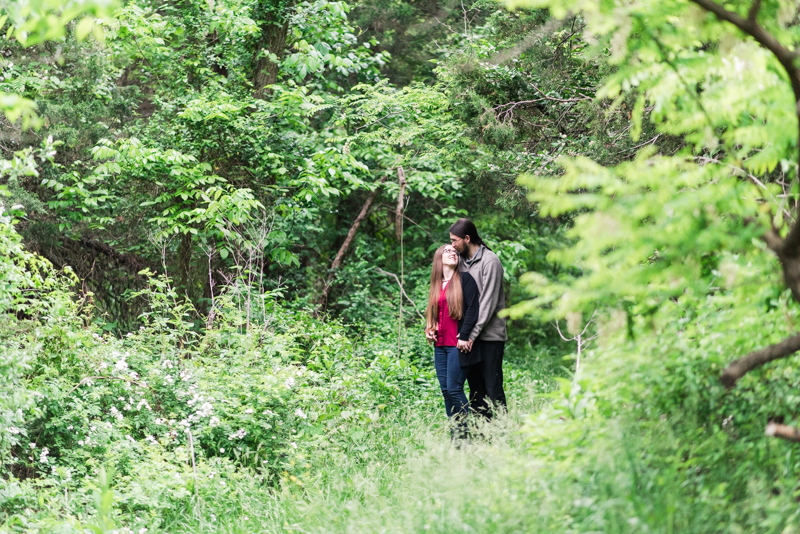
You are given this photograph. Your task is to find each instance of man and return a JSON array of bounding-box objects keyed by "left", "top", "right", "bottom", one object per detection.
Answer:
[{"left": 449, "top": 218, "right": 507, "bottom": 416}]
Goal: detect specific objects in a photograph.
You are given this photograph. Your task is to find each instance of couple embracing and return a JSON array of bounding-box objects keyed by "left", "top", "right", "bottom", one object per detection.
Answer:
[{"left": 424, "top": 218, "right": 507, "bottom": 436}]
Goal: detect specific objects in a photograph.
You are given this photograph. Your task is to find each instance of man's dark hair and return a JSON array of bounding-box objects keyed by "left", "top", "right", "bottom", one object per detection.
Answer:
[{"left": 449, "top": 218, "right": 490, "bottom": 251}]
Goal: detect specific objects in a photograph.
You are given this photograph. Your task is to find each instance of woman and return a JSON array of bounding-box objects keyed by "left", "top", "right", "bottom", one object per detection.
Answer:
[{"left": 425, "top": 245, "right": 481, "bottom": 430}]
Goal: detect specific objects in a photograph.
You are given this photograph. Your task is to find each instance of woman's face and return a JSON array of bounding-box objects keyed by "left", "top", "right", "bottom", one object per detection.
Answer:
[{"left": 441, "top": 246, "right": 459, "bottom": 268}]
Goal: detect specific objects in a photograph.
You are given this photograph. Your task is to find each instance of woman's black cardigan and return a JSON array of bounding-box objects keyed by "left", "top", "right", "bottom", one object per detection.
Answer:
[{"left": 455, "top": 271, "right": 482, "bottom": 367}]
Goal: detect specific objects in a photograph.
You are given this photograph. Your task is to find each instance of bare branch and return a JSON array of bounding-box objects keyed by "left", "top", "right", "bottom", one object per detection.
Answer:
[
  {"left": 396, "top": 167, "right": 407, "bottom": 240},
  {"left": 747, "top": 0, "right": 762, "bottom": 22},
  {"left": 689, "top": 0, "right": 799, "bottom": 77},
  {"left": 375, "top": 268, "right": 424, "bottom": 320},
  {"left": 694, "top": 156, "right": 768, "bottom": 191},
  {"left": 689, "top": 0, "right": 800, "bottom": 255},
  {"left": 379, "top": 204, "right": 434, "bottom": 240},
  {"left": 553, "top": 320, "right": 571, "bottom": 341},
  {"left": 319, "top": 175, "right": 390, "bottom": 309},
  {"left": 766, "top": 422, "right": 800, "bottom": 442},
  {"left": 532, "top": 82, "right": 592, "bottom": 103},
  {"left": 721, "top": 332, "right": 800, "bottom": 387},
  {"left": 493, "top": 84, "right": 591, "bottom": 122},
  {"left": 763, "top": 228, "right": 784, "bottom": 253},
  {"left": 579, "top": 309, "right": 598, "bottom": 337}
]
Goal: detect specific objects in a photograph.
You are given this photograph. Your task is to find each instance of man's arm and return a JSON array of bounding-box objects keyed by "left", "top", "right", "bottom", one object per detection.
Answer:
[
  {"left": 470, "top": 257, "right": 503, "bottom": 340},
  {"left": 458, "top": 275, "right": 480, "bottom": 341}
]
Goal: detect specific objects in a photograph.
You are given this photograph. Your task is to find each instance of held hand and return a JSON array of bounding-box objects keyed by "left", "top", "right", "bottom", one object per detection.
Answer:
[
  {"left": 468, "top": 339, "right": 474, "bottom": 351},
  {"left": 425, "top": 327, "right": 437, "bottom": 344},
  {"left": 457, "top": 338, "right": 471, "bottom": 352}
]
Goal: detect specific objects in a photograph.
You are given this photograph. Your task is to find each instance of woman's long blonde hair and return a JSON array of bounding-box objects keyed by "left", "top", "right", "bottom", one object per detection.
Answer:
[{"left": 425, "top": 245, "right": 463, "bottom": 335}]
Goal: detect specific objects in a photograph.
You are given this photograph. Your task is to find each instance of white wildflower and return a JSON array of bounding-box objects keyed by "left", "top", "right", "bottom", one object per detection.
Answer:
[
  {"left": 244, "top": 408, "right": 253, "bottom": 414},
  {"left": 284, "top": 377, "right": 295, "bottom": 389},
  {"left": 39, "top": 448, "right": 49, "bottom": 464},
  {"left": 209, "top": 416, "right": 220, "bottom": 427},
  {"left": 220, "top": 447, "right": 225, "bottom": 453},
  {"left": 110, "top": 406, "right": 124, "bottom": 421},
  {"left": 125, "top": 435, "right": 135, "bottom": 443},
  {"left": 290, "top": 442, "right": 297, "bottom": 449},
  {"left": 294, "top": 408, "right": 307, "bottom": 419},
  {"left": 196, "top": 402, "right": 213, "bottom": 418},
  {"left": 228, "top": 429, "right": 247, "bottom": 440},
  {"left": 29, "top": 442, "right": 36, "bottom": 449},
  {"left": 67, "top": 425, "right": 73, "bottom": 430},
  {"left": 114, "top": 359, "right": 128, "bottom": 372}
]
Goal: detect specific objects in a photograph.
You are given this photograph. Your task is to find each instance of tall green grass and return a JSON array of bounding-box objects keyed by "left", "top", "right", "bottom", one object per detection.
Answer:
[
  {"left": 155, "top": 349, "right": 563, "bottom": 534},
  {"left": 151, "top": 340, "right": 800, "bottom": 534}
]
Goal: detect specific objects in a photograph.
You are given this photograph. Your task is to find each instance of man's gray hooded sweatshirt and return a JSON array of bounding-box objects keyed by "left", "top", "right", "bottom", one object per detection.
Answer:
[{"left": 460, "top": 245, "right": 508, "bottom": 342}]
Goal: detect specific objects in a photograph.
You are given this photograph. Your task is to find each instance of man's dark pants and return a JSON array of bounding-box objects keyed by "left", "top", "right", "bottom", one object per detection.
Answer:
[{"left": 467, "top": 340, "right": 506, "bottom": 417}]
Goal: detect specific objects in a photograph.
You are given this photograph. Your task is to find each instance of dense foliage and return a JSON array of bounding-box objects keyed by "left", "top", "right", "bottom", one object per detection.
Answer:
[{"left": 4, "top": 0, "right": 800, "bottom": 531}]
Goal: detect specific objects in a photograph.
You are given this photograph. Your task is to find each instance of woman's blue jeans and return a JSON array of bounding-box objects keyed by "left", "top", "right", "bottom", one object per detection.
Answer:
[{"left": 434, "top": 346, "right": 470, "bottom": 419}]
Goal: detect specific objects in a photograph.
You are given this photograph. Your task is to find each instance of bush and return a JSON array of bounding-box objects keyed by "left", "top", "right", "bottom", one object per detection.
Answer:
[{"left": 0, "top": 254, "right": 440, "bottom": 529}]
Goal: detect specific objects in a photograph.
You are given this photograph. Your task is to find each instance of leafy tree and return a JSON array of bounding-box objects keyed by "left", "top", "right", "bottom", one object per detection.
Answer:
[{"left": 510, "top": 0, "right": 800, "bottom": 438}]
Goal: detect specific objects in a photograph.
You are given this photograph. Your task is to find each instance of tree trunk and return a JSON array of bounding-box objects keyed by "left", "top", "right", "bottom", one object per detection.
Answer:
[
  {"left": 178, "top": 232, "right": 193, "bottom": 293},
  {"left": 318, "top": 176, "right": 390, "bottom": 311},
  {"left": 253, "top": 20, "right": 290, "bottom": 97},
  {"left": 395, "top": 166, "right": 406, "bottom": 240}
]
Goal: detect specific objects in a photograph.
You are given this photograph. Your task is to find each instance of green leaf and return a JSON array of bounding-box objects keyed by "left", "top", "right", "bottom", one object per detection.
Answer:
[{"left": 75, "top": 17, "right": 94, "bottom": 41}]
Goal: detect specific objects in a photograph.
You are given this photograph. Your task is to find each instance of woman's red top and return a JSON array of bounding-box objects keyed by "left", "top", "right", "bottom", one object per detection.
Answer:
[{"left": 435, "top": 282, "right": 459, "bottom": 347}]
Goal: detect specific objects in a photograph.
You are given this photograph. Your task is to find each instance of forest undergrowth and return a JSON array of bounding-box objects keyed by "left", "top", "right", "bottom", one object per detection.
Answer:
[
  {"left": 160, "top": 351, "right": 555, "bottom": 534},
  {"left": 3, "top": 211, "right": 800, "bottom": 533}
]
